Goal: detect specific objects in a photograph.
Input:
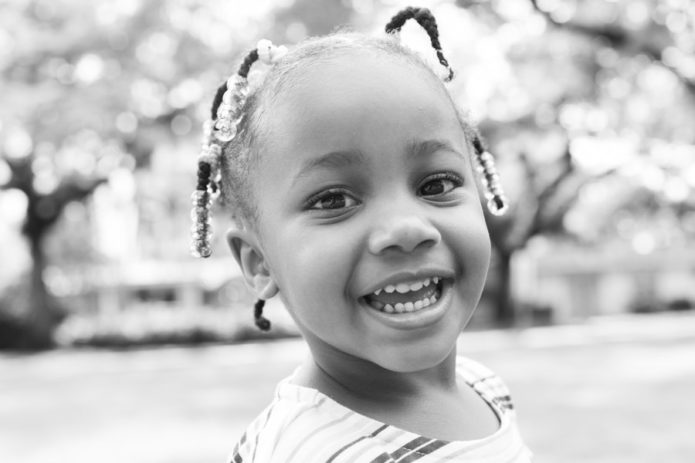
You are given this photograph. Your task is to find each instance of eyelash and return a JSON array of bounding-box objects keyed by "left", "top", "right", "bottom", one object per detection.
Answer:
[
  {"left": 418, "top": 172, "right": 464, "bottom": 198},
  {"left": 304, "top": 188, "right": 360, "bottom": 211}
]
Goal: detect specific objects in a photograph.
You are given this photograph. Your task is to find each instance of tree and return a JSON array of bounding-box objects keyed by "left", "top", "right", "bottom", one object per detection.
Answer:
[
  {"left": 1, "top": 155, "right": 106, "bottom": 347},
  {"left": 0, "top": 0, "right": 241, "bottom": 347},
  {"left": 447, "top": 0, "right": 695, "bottom": 324}
]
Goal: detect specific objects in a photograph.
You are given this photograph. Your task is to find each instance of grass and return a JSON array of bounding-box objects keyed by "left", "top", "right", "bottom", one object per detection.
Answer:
[{"left": 1, "top": 318, "right": 694, "bottom": 462}]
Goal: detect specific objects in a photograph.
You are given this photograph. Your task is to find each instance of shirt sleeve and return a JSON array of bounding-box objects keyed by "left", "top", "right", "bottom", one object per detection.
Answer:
[{"left": 456, "top": 356, "right": 516, "bottom": 417}]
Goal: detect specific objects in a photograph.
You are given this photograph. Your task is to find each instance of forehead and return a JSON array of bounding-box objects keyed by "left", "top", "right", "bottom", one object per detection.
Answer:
[{"left": 263, "top": 51, "right": 464, "bottom": 155}]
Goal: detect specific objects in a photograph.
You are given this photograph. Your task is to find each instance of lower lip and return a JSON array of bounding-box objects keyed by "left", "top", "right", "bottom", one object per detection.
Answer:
[{"left": 361, "top": 280, "right": 453, "bottom": 330}]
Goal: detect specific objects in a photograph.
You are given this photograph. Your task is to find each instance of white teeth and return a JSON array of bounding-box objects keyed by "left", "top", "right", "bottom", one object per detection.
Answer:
[
  {"left": 368, "top": 277, "right": 444, "bottom": 311},
  {"left": 395, "top": 283, "right": 410, "bottom": 294},
  {"left": 374, "top": 277, "right": 437, "bottom": 296},
  {"left": 409, "top": 281, "right": 423, "bottom": 291},
  {"left": 367, "top": 282, "right": 442, "bottom": 314}
]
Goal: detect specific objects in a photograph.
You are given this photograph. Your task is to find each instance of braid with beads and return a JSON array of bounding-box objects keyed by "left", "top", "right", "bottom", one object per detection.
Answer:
[
  {"left": 471, "top": 131, "right": 509, "bottom": 215},
  {"left": 385, "top": 7, "right": 454, "bottom": 81},
  {"left": 191, "top": 42, "right": 283, "bottom": 328},
  {"left": 191, "top": 41, "right": 283, "bottom": 260},
  {"left": 210, "top": 49, "right": 259, "bottom": 120}
]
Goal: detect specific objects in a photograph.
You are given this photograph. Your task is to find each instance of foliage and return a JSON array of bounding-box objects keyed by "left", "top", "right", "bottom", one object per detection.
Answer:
[{"left": 460, "top": 0, "right": 695, "bottom": 248}]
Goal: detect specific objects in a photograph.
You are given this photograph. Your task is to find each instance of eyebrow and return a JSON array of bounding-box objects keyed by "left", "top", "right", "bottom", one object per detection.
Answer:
[
  {"left": 292, "top": 149, "right": 367, "bottom": 186},
  {"left": 406, "top": 139, "right": 465, "bottom": 160},
  {"left": 291, "top": 139, "right": 464, "bottom": 186}
]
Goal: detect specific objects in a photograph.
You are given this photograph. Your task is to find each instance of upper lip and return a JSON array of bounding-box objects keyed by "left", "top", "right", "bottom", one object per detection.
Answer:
[{"left": 359, "top": 268, "right": 454, "bottom": 297}]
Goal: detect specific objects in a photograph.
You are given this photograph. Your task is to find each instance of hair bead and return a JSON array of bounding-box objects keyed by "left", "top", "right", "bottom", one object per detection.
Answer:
[
  {"left": 257, "top": 39, "right": 274, "bottom": 64},
  {"left": 487, "top": 197, "right": 508, "bottom": 216},
  {"left": 227, "top": 74, "right": 246, "bottom": 92},
  {"left": 214, "top": 120, "right": 238, "bottom": 142},
  {"left": 471, "top": 134, "right": 510, "bottom": 216}
]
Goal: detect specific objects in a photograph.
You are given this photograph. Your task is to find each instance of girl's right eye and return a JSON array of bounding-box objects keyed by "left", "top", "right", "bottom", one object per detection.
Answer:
[{"left": 305, "top": 189, "right": 360, "bottom": 212}]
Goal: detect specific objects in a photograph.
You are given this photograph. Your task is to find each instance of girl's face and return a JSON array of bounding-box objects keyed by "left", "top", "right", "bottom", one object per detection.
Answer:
[{"left": 247, "top": 53, "right": 490, "bottom": 372}]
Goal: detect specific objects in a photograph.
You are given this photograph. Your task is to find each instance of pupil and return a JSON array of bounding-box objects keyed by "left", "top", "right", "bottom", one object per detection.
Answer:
[
  {"left": 322, "top": 194, "right": 345, "bottom": 208},
  {"left": 423, "top": 181, "right": 443, "bottom": 195}
]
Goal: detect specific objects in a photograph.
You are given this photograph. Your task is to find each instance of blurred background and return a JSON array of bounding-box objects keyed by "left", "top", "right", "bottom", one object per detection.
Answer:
[{"left": 1, "top": 0, "right": 694, "bottom": 461}]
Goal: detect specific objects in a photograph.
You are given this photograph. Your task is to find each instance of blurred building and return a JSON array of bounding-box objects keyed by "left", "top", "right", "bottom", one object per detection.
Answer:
[{"left": 513, "top": 241, "right": 695, "bottom": 323}]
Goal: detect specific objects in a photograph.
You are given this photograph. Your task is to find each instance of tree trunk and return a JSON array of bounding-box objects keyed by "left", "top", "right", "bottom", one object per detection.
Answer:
[
  {"left": 24, "top": 233, "right": 61, "bottom": 349},
  {"left": 494, "top": 251, "right": 515, "bottom": 327}
]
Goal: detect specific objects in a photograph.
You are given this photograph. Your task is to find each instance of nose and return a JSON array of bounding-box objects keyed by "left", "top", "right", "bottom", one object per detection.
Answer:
[{"left": 368, "top": 212, "right": 441, "bottom": 255}]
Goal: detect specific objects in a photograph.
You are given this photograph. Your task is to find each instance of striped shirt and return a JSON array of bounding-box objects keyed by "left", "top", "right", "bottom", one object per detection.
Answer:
[{"left": 229, "top": 356, "right": 532, "bottom": 462}]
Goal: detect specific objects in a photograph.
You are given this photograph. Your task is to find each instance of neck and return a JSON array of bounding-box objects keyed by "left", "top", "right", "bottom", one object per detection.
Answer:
[{"left": 295, "top": 335, "right": 459, "bottom": 404}]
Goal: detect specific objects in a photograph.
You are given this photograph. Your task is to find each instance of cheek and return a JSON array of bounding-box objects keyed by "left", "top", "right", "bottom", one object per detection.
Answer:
[
  {"left": 261, "top": 223, "right": 359, "bottom": 321},
  {"left": 279, "top": 248, "right": 357, "bottom": 343},
  {"left": 470, "top": 227, "right": 492, "bottom": 280},
  {"left": 448, "top": 209, "right": 491, "bottom": 280}
]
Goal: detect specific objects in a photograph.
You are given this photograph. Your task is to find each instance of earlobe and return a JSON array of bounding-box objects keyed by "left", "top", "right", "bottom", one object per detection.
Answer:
[
  {"left": 253, "top": 274, "right": 279, "bottom": 300},
  {"left": 226, "top": 228, "right": 279, "bottom": 299}
]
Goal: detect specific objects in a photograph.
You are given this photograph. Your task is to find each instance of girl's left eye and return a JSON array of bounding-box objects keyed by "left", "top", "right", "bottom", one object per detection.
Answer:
[
  {"left": 306, "top": 189, "right": 359, "bottom": 211},
  {"left": 418, "top": 173, "right": 463, "bottom": 198}
]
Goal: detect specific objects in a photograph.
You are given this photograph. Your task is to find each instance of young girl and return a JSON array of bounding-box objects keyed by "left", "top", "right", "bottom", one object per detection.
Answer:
[{"left": 191, "top": 6, "right": 531, "bottom": 462}]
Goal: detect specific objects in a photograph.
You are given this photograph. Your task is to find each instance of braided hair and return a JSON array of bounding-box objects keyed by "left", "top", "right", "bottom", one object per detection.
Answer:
[{"left": 385, "top": 7, "right": 454, "bottom": 81}]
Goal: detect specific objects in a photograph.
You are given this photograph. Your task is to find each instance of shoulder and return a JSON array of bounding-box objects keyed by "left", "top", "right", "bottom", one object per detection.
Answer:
[
  {"left": 228, "top": 388, "right": 315, "bottom": 463},
  {"left": 228, "top": 379, "right": 385, "bottom": 463},
  {"left": 456, "top": 355, "right": 515, "bottom": 415}
]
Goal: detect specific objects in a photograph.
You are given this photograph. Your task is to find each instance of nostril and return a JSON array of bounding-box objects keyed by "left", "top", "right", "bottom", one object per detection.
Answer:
[{"left": 368, "top": 217, "right": 441, "bottom": 255}]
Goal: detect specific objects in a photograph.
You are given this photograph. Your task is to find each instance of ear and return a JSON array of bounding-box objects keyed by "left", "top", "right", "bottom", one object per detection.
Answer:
[{"left": 226, "top": 228, "right": 279, "bottom": 300}]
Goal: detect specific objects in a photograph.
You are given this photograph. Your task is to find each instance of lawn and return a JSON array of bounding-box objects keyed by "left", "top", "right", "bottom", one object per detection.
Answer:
[{"left": 1, "top": 315, "right": 694, "bottom": 462}]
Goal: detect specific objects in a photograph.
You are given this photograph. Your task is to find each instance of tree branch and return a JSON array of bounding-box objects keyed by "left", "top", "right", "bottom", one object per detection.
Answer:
[
  {"left": 529, "top": 0, "right": 695, "bottom": 94},
  {"left": 2, "top": 156, "right": 34, "bottom": 192}
]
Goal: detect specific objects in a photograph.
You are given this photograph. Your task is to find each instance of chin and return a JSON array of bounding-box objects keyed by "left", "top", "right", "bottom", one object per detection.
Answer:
[
  {"left": 374, "top": 314, "right": 470, "bottom": 373},
  {"left": 371, "top": 338, "right": 457, "bottom": 373}
]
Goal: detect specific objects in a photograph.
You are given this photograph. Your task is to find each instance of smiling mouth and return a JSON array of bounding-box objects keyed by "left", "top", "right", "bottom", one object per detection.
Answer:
[{"left": 362, "top": 277, "right": 444, "bottom": 314}]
